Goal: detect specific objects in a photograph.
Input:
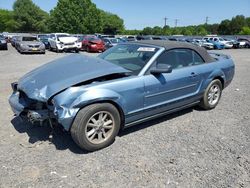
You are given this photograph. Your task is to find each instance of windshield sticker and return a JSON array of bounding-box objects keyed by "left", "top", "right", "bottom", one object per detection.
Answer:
[{"left": 137, "top": 47, "right": 155, "bottom": 52}]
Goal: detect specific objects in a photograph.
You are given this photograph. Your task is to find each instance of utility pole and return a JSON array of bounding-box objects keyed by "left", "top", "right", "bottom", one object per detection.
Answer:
[
  {"left": 205, "top": 16, "right": 209, "bottom": 25},
  {"left": 164, "top": 17, "right": 168, "bottom": 27},
  {"left": 174, "top": 19, "right": 179, "bottom": 27}
]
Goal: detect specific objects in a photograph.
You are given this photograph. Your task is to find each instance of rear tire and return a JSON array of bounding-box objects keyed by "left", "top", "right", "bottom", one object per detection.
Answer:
[
  {"left": 71, "top": 103, "right": 121, "bottom": 151},
  {"left": 199, "top": 79, "right": 222, "bottom": 110},
  {"left": 86, "top": 46, "right": 90, "bottom": 53},
  {"left": 56, "top": 46, "right": 60, "bottom": 53}
]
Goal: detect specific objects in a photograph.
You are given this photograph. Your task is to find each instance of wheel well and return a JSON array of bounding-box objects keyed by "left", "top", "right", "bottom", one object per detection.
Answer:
[
  {"left": 213, "top": 76, "right": 224, "bottom": 89},
  {"left": 78, "top": 100, "right": 125, "bottom": 131}
]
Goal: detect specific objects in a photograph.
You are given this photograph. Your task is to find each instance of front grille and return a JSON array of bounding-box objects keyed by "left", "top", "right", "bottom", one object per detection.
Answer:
[
  {"left": 64, "top": 43, "right": 74, "bottom": 46},
  {"left": 28, "top": 45, "right": 40, "bottom": 48}
]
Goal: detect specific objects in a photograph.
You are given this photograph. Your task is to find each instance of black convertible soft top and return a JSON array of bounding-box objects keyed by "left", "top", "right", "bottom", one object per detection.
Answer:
[{"left": 134, "top": 40, "right": 215, "bottom": 63}]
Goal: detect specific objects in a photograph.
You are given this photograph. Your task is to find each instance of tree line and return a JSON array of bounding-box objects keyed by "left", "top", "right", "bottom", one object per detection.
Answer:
[
  {"left": 0, "top": 0, "right": 250, "bottom": 36},
  {"left": 125, "top": 15, "right": 250, "bottom": 36},
  {"left": 0, "top": 0, "right": 124, "bottom": 34}
]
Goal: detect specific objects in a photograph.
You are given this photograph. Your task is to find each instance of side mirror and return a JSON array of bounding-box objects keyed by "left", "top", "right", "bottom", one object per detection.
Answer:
[{"left": 150, "top": 64, "right": 172, "bottom": 74}]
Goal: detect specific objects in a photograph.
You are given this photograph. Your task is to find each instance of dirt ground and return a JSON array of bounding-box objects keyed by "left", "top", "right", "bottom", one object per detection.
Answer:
[{"left": 0, "top": 44, "right": 249, "bottom": 188}]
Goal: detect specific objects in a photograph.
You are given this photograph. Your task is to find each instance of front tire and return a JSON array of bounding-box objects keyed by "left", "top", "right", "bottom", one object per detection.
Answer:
[
  {"left": 199, "top": 79, "right": 222, "bottom": 110},
  {"left": 71, "top": 103, "right": 121, "bottom": 151}
]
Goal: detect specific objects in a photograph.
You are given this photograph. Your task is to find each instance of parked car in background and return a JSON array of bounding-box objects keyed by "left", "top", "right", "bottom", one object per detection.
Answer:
[
  {"left": 203, "top": 37, "right": 224, "bottom": 50},
  {"left": 48, "top": 33, "right": 81, "bottom": 53},
  {"left": 37, "top": 34, "right": 50, "bottom": 49},
  {"left": 10, "top": 36, "right": 19, "bottom": 47},
  {"left": 193, "top": 39, "right": 214, "bottom": 50},
  {"left": 237, "top": 38, "right": 250, "bottom": 48},
  {"left": 81, "top": 35, "right": 105, "bottom": 52},
  {"left": 117, "top": 37, "right": 127, "bottom": 43},
  {"left": 126, "top": 36, "right": 137, "bottom": 41},
  {"left": 103, "top": 38, "right": 119, "bottom": 49},
  {"left": 15, "top": 35, "right": 45, "bottom": 54},
  {"left": 136, "top": 35, "right": 167, "bottom": 40},
  {"left": 9, "top": 41, "right": 235, "bottom": 151},
  {"left": 205, "top": 37, "right": 233, "bottom": 49},
  {"left": 0, "top": 35, "right": 8, "bottom": 50}
]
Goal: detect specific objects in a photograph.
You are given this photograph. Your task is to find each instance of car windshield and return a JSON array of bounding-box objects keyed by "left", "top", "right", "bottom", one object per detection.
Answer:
[
  {"left": 38, "top": 35, "right": 48, "bottom": 39},
  {"left": 22, "top": 37, "right": 38, "bottom": 41},
  {"left": 98, "top": 44, "right": 158, "bottom": 75},
  {"left": 110, "top": 38, "right": 119, "bottom": 43},
  {"left": 57, "top": 34, "right": 69, "bottom": 38},
  {"left": 88, "top": 37, "right": 99, "bottom": 41}
]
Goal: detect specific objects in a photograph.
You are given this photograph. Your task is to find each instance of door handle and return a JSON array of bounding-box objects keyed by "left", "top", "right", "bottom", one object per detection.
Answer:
[{"left": 190, "top": 72, "right": 197, "bottom": 78}]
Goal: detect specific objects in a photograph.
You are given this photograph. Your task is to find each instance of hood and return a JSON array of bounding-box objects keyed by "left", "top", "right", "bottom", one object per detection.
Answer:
[
  {"left": 17, "top": 54, "right": 130, "bottom": 102},
  {"left": 90, "top": 40, "right": 103, "bottom": 44},
  {"left": 21, "top": 41, "right": 43, "bottom": 45},
  {"left": 58, "top": 37, "right": 77, "bottom": 43}
]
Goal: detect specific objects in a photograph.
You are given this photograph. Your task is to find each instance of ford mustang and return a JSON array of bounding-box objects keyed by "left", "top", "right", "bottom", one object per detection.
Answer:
[{"left": 9, "top": 41, "right": 235, "bottom": 151}]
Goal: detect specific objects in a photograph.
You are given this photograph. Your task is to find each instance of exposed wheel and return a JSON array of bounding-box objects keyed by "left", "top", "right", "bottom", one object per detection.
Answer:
[
  {"left": 56, "top": 46, "right": 60, "bottom": 53},
  {"left": 75, "top": 49, "right": 79, "bottom": 53},
  {"left": 199, "top": 79, "right": 222, "bottom": 110},
  {"left": 48, "top": 44, "right": 52, "bottom": 51},
  {"left": 86, "top": 46, "right": 90, "bottom": 53},
  {"left": 71, "top": 103, "right": 121, "bottom": 151}
]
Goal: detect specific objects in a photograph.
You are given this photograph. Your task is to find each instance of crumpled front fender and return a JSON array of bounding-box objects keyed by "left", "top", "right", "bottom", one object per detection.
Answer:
[{"left": 52, "top": 86, "right": 125, "bottom": 131}]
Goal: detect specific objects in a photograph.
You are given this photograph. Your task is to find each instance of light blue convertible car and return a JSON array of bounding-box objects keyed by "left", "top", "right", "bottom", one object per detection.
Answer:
[{"left": 9, "top": 41, "right": 235, "bottom": 151}]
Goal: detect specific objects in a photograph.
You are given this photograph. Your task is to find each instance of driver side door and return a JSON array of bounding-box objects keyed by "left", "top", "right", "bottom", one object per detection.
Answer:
[{"left": 143, "top": 48, "right": 204, "bottom": 117}]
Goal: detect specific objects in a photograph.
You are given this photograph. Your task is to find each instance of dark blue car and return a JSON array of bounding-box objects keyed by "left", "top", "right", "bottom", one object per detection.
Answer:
[{"left": 9, "top": 41, "right": 235, "bottom": 151}]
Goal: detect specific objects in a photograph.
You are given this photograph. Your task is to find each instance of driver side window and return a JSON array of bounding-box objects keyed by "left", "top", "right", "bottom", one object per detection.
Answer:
[{"left": 155, "top": 48, "right": 204, "bottom": 70}]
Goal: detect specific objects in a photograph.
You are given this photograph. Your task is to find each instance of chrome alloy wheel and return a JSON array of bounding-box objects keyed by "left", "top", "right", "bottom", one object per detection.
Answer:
[
  {"left": 85, "top": 111, "right": 115, "bottom": 144},
  {"left": 208, "top": 84, "right": 221, "bottom": 106}
]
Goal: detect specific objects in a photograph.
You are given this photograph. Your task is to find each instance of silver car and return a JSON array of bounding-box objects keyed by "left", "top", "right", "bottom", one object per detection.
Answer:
[{"left": 16, "top": 35, "right": 45, "bottom": 54}]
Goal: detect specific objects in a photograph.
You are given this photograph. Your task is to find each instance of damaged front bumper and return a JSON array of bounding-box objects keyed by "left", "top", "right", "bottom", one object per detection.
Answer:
[
  {"left": 9, "top": 87, "right": 53, "bottom": 124},
  {"left": 8, "top": 84, "right": 78, "bottom": 131}
]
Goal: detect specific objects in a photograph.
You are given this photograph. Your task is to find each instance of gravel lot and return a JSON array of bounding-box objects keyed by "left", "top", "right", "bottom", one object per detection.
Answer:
[{"left": 0, "top": 44, "right": 249, "bottom": 188}]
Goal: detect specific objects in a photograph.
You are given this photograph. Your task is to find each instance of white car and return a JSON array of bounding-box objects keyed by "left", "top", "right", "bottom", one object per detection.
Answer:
[
  {"left": 48, "top": 33, "right": 82, "bottom": 53},
  {"left": 193, "top": 39, "right": 214, "bottom": 50},
  {"left": 204, "top": 37, "right": 233, "bottom": 49}
]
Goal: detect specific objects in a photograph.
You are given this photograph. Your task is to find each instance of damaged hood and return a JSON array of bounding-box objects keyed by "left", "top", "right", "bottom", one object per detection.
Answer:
[
  {"left": 58, "top": 37, "right": 78, "bottom": 43},
  {"left": 17, "top": 54, "right": 130, "bottom": 102}
]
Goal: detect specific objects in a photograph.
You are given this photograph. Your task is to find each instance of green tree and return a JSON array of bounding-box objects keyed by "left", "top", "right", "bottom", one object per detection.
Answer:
[
  {"left": 49, "top": 0, "right": 102, "bottom": 34},
  {"left": 230, "top": 15, "right": 246, "bottom": 34},
  {"left": 100, "top": 11, "right": 124, "bottom": 34},
  {"left": 195, "top": 26, "right": 208, "bottom": 36},
  {"left": 0, "top": 9, "right": 17, "bottom": 32},
  {"left": 245, "top": 17, "right": 250, "bottom": 27},
  {"left": 218, "top": 19, "right": 231, "bottom": 35},
  {"left": 141, "top": 27, "right": 153, "bottom": 35},
  {"left": 239, "top": 26, "right": 250, "bottom": 35},
  {"left": 151, "top": 26, "right": 163, "bottom": 35},
  {"left": 13, "top": 0, "right": 49, "bottom": 32}
]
